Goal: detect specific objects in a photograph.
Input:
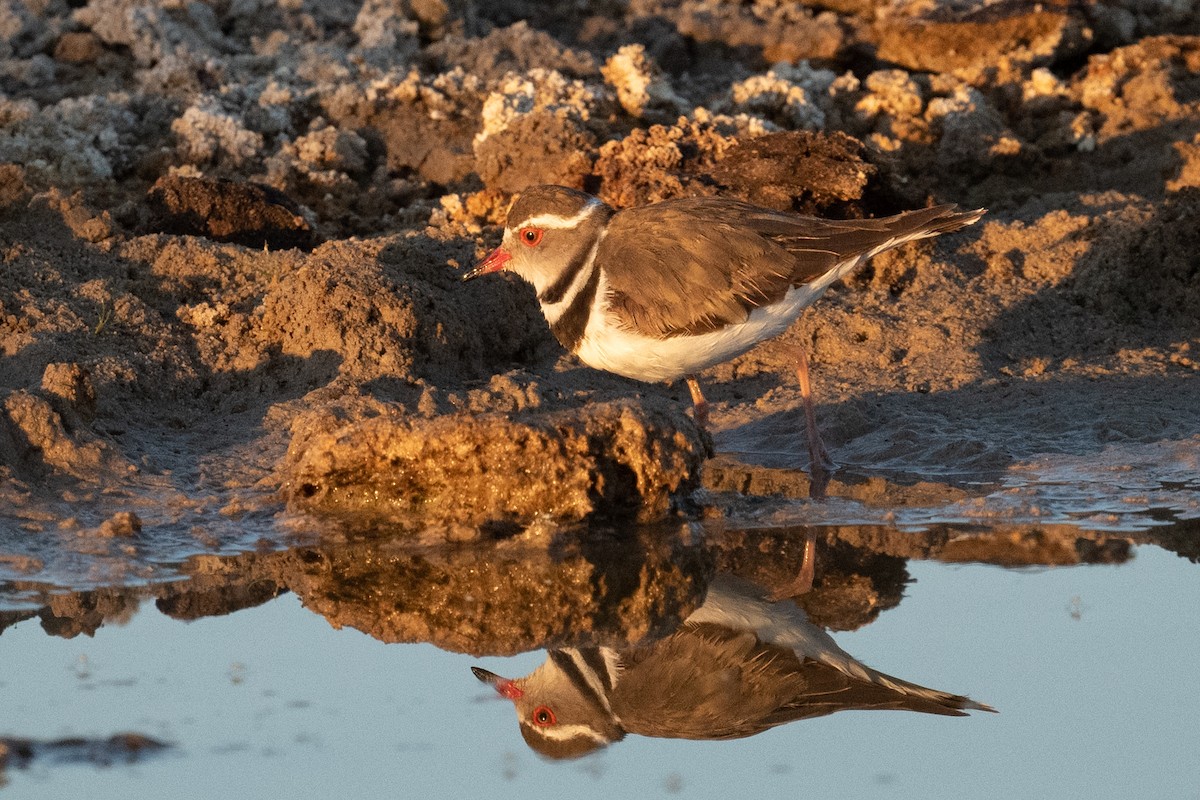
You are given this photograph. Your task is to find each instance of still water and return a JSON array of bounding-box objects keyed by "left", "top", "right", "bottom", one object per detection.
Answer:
[{"left": 2, "top": 522, "right": 1197, "bottom": 799}]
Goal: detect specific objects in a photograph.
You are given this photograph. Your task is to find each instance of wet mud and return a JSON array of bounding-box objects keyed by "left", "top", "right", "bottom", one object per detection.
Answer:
[{"left": 1, "top": 1, "right": 1198, "bottom": 617}]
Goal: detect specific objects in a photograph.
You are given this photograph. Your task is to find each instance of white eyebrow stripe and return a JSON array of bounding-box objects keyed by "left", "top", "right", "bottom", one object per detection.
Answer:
[{"left": 519, "top": 198, "right": 602, "bottom": 230}]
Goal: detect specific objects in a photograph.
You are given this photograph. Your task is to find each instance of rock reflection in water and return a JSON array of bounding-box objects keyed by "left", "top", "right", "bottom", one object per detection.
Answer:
[
  {"left": 2, "top": 518, "right": 1143, "bottom": 652},
  {"left": 473, "top": 574, "right": 993, "bottom": 759},
  {"left": 0, "top": 734, "right": 170, "bottom": 776}
]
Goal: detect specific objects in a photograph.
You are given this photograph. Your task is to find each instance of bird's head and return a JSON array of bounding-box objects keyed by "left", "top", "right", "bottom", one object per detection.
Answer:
[
  {"left": 472, "top": 649, "right": 625, "bottom": 760},
  {"left": 462, "top": 185, "right": 613, "bottom": 304}
]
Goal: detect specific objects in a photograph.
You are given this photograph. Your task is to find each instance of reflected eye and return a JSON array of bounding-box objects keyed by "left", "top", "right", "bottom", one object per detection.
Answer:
[
  {"left": 518, "top": 227, "right": 544, "bottom": 247},
  {"left": 532, "top": 706, "right": 556, "bottom": 726}
]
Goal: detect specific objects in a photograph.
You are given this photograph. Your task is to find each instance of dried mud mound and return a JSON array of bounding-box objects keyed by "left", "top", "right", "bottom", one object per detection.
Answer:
[
  {"left": 282, "top": 398, "right": 706, "bottom": 527},
  {"left": 2, "top": 0, "right": 1200, "bottom": 568},
  {"left": 1069, "top": 188, "right": 1200, "bottom": 333}
]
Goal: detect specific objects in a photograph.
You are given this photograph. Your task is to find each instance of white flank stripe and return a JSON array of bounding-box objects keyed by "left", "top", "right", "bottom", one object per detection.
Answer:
[{"left": 576, "top": 257, "right": 858, "bottom": 384}]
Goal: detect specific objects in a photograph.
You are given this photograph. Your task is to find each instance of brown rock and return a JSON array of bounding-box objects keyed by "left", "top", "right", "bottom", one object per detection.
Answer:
[
  {"left": 474, "top": 110, "right": 595, "bottom": 193},
  {"left": 1051, "top": 36, "right": 1200, "bottom": 197},
  {"left": 1076, "top": 35, "right": 1200, "bottom": 137},
  {"left": 709, "top": 130, "right": 876, "bottom": 215},
  {"left": 425, "top": 21, "right": 598, "bottom": 82},
  {"left": 936, "top": 525, "right": 1132, "bottom": 566},
  {"left": 0, "top": 164, "right": 29, "bottom": 209},
  {"left": 145, "top": 176, "right": 316, "bottom": 250},
  {"left": 875, "top": 0, "right": 1092, "bottom": 75},
  {"left": 0, "top": 554, "right": 43, "bottom": 574},
  {"left": 671, "top": 2, "right": 846, "bottom": 63},
  {"left": 815, "top": 0, "right": 890, "bottom": 17},
  {"left": 283, "top": 398, "right": 706, "bottom": 528},
  {"left": 703, "top": 455, "right": 971, "bottom": 507},
  {"left": 41, "top": 363, "right": 97, "bottom": 423},
  {"left": 593, "top": 118, "right": 737, "bottom": 208},
  {"left": 36, "top": 189, "right": 113, "bottom": 242},
  {"left": 40, "top": 586, "right": 143, "bottom": 638},
  {"left": 1170, "top": 133, "right": 1200, "bottom": 191},
  {"left": 379, "top": 107, "right": 479, "bottom": 185},
  {"left": 54, "top": 32, "right": 105, "bottom": 64},
  {"left": 156, "top": 579, "right": 285, "bottom": 620},
  {"left": 96, "top": 511, "right": 142, "bottom": 538},
  {"left": 254, "top": 234, "right": 547, "bottom": 386}
]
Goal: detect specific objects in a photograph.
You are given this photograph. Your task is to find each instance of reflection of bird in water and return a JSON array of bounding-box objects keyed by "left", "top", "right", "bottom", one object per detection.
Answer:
[{"left": 474, "top": 574, "right": 993, "bottom": 759}]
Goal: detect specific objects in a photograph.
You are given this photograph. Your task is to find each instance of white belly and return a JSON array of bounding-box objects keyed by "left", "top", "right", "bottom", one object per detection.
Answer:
[{"left": 574, "top": 273, "right": 842, "bottom": 384}]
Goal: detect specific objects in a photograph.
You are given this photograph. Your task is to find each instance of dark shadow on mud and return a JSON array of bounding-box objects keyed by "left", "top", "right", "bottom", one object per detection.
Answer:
[{"left": 718, "top": 370, "right": 1200, "bottom": 482}]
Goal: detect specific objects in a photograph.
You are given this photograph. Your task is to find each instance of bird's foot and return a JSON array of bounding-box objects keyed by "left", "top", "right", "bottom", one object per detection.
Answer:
[
  {"left": 807, "top": 433, "right": 837, "bottom": 473},
  {"left": 805, "top": 421, "right": 837, "bottom": 501}
]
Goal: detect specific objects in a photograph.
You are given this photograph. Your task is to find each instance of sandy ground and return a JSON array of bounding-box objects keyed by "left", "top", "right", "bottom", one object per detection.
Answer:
[{"left": 2, "top": 0, "right": 1199, "bottom": 589}]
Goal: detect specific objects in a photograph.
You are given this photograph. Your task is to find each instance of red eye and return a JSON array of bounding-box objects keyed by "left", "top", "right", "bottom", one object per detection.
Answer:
[
  {"left": 518, "top": 227, "right": 544, "bottom": 247},
  {"left": 532, "top": 706, "right": 556, "bottom": 726}
]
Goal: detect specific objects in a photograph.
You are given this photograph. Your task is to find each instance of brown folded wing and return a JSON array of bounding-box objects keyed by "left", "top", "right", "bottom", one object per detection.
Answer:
[
  {"left": 599, "top": 197, "right": 978, "bottom": 339},
  {"left": 618, "top": 623, "right": 976, "bottom": 741}
]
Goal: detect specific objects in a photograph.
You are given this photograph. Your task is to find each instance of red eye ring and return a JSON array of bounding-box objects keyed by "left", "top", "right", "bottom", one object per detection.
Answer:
[
  {"left": 518, "top": 227, "right": 544, "bottom": 247},
  {"left": 532, "top": 706, "right": 556, "bottom": 726}
]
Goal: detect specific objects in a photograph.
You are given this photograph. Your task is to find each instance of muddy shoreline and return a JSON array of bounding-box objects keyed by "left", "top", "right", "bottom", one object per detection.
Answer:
[{"left": 2, "top": 0, "right": 1199, "bottom": 593}]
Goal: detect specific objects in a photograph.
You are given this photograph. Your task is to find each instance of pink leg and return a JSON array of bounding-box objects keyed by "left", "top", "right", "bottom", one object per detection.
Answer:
[
  {"left": 795, "top": 346, "right": 834, "bottom": 499},
  {"left": 685, "top": 375, "right": 708, "bottom": 430},
  {"left": 797, "top": 529, "right": 816, "bottom": 592}
]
